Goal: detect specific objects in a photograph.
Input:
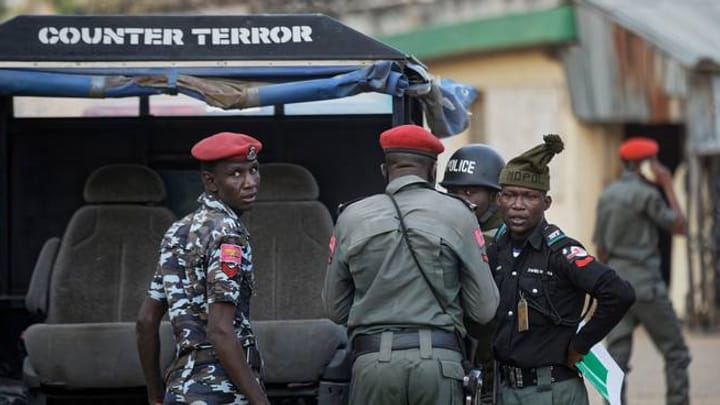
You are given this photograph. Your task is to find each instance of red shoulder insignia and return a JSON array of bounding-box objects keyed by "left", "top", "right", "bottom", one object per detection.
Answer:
[{"left": 220, "top": 243, "right": 242, "bottom": 278}]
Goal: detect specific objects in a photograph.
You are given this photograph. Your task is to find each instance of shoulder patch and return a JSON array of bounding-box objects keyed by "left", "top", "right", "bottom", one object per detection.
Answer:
[
  {"left": 561, "top": 245, "right": 595, "bottom": 268},
  {"left": 543, "top": 224, "right": 567, "bottom": 249},
  {"left": 220, "top": 243, "right": 242, "bottom": 278}
]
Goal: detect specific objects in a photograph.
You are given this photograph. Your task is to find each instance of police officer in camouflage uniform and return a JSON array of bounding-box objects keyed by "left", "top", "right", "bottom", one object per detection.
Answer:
[
  {"left": 441, "top": 144, "right": 506, "bottom": 403},
  {"left": 136, "top": 132, "right": 270, "bottom": 405},
  {"left": 322, "top": 124, "right": 499, "bottom": 405},
  {"left": 594, "top": 137, "right": 690, "bottom": 405},
  {"left": 489, "top": 135, "right": 635, "bottom": 405}
]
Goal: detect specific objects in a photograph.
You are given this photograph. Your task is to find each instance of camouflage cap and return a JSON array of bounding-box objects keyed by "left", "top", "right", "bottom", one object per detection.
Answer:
[{"left": 498, "top": 134, "right": 564, "bottom": 191}]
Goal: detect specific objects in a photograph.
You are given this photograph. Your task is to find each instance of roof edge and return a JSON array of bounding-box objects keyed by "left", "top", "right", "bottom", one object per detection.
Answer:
[{"left": 380, "top": 5, "right": 577, "bottom": 60}]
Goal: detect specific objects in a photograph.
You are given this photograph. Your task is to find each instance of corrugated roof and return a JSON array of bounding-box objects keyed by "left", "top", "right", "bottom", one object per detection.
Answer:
[{"left": 585, "top": 0, "right": 720, "bottom": 69}]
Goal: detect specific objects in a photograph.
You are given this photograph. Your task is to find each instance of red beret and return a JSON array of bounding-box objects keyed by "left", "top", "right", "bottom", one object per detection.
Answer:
[
  {"left": 191, "top": 132, "right": 262, "bottom": 162},
  {"left": 379, "top": 125, "right": 445, "bottom": 158},
  {"left": 618, "top": 137, "right": 659, "bottom": 161}
]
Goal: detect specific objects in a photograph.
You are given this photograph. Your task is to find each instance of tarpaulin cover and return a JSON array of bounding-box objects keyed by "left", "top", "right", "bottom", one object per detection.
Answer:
[{"left": 0, "top": 61, "right": 477, "bottom": 137}]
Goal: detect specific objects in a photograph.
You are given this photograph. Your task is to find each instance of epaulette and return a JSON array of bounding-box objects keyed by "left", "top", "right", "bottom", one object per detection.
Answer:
[
  {"left": 542, "top": 224, "right": 568, "bottom": 251},
  {"left": 434, "top": 189, "right": 477, "bottom": 212},
  {"left": 336, "top": 196, "right": 365, "bottom": 216}
]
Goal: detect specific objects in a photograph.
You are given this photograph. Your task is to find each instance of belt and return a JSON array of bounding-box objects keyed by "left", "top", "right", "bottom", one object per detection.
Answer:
[
  {"left": 499, "top": 364, "right": 579, "bottom": 389},
  {"left": 352, "top": 330, "right": 461, "bottom": 359},
  {"left": 167, "top": 335, "right": 261, "bottom": 379}
]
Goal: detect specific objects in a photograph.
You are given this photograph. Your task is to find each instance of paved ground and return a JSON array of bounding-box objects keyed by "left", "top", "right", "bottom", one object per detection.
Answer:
[{"left": 587, "top": 327, "right": 720, "bottom": 405}]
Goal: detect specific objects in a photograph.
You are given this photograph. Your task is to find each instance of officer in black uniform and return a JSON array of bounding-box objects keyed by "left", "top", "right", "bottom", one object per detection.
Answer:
[{"left": 489, "top": 135, "right": 635, "bottom": 405}]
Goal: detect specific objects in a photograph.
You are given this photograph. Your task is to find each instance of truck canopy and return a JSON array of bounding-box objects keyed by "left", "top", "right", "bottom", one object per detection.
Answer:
[{"left": 0, "top": 14, "right": 477, "bottom": 137}]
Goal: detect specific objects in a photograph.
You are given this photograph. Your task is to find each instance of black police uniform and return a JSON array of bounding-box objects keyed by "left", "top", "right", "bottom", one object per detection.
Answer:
[{"left": 488, "top": 220, "right": 635, "bottom": 405}]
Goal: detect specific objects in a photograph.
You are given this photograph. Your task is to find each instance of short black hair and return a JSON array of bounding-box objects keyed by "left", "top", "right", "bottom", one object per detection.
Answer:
[{"left": 200, "top": 160, "right": 221, "bottom": 173}]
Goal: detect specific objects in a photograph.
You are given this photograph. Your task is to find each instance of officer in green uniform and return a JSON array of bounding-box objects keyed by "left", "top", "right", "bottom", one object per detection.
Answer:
[
  {"left": 489, "top": 135, "right": 635, "bottom": 405},
  {"left": 441, "top": 144, "right": 506, "bottom": 242},
  {"left": 322, "top": 124, "right": 500, "bottom": 405},
  {"left": 441, "top": 144, "right": 506, "bottom": 404},
  {"left": 593, "top": 137, "right": 690, "bottom": 405}
]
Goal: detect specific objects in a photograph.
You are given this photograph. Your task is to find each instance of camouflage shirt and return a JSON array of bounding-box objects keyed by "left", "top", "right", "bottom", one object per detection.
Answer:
[{"left": 148, "top": 192, "right": 255, "bottom": 356}]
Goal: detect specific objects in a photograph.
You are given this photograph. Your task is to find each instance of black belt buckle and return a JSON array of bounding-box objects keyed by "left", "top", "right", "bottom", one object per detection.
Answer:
[
  {"left": 513, "top": 367, "right": 524, "bottom": 388},
  {"left": 502, "top": 365, "right": 525, "bottom": 389}
]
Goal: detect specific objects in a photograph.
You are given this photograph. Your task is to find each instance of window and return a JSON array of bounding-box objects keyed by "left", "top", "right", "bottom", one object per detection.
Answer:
[
  {"left": 284, "top": 92, "right": 392, "bottom": 115},
  {"left": 13, "top": 96, "right": 140, "bottom": 118}
]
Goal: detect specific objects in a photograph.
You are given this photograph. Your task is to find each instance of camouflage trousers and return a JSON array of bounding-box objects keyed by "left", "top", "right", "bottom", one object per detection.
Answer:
[{"left": 164, "top": 361, "right": 248, "bottom": 405}]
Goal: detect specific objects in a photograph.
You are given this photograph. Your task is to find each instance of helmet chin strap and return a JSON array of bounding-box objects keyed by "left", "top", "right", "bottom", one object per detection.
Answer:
[{"left": 478, "top": 203, "right": 498, "bottom": 225}]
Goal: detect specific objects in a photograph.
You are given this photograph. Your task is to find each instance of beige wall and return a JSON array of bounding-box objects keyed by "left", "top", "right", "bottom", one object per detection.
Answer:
[{"left": 433, "top": 49, "right": 622, "bottom": 250}]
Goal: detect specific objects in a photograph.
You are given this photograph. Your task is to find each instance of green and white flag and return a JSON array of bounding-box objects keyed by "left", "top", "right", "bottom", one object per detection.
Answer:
[{"left": 576, "top": 340, "right": 624, "bottom": 405}]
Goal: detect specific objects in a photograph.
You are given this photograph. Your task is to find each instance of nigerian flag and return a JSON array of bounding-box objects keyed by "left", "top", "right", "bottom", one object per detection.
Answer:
[{"left": 576, "top": 341, "right": 624, "bottom": 405}]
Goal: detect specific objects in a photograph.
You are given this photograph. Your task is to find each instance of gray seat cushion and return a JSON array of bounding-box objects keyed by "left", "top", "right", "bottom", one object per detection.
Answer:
[
  {"left": 23, "top": 322, "right": 175, "bottom": 389},
  {"left": 254, "top": 319, "right": 347, "bottom": 384}
]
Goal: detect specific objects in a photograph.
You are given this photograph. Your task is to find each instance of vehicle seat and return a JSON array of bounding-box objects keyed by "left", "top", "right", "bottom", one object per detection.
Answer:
[
  {"left": 23, "top": 164, "right": 176, "bottom": 390},
  {"left": 242, "top": 163, "right": 351, "bottom": 400}
]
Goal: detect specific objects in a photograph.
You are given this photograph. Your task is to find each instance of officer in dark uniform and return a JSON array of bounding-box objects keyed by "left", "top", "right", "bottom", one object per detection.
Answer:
[
  {"left": 441, "top": 144, "right": 506, "bottom": 242},
  {"left": 136, "top": 132, "right": 270, "bottom": 405},
  {"left": 322, "top": 124, "right": 499, "bottom": 405},
  {"left": 489, "top": 134, "right": 635, "bottom": 405},
  {"left": 594, "top": 137, "right": 690, "bottom": 405},
  {"left": 441, "top": 144, "right": 506, "bottom": 404}
]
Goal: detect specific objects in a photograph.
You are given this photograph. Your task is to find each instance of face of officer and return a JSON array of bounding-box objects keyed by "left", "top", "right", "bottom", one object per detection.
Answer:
[
  {"left": 447, "top": 186, "right": 496, "bottom": 222},
  {"left": 498, "top": 185, "right": 551, "bottom": 240},
  {"left": 202, "top": 160, "right": 261, "bottom": 214}
]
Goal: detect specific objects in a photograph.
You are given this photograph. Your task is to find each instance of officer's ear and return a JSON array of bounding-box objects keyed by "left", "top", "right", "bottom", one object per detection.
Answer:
[
  {"left": 200, "top": 170, "right": 219, "bottom": 194},
  {"left": 380, "top": 163, "right": 387, "bottom": 180},
  {"left": 543, "top": 194, "right": 552, "bottom": 211}
]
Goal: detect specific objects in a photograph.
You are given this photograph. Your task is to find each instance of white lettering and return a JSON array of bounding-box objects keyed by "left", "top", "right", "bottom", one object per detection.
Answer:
[
  {"left": 212, "top": 28, "right": 230, "bottom": 45},
  {"left": 37, "top": 25, "right": 313, "bottom": 46},
  {"left": 269, "top": 26, "right": 292, "bottom": 43},
  {"left": 144, "top": 28, "right": 163, "bottom": 45},
  {"left": 38, "top": 27, "right": 58, "bottom": 44},
  {"left": 447, "top": 159, "right": 476, "bottom": 174},
  {"left": 164, "top": 29, "right": 183, "bottom": 45},
  {"left": 252, "top": 27, "right": 271, "bottom": 44},
  {"left": 294, "top": 25, "right": 313, "bottom": 42},
  {"left": 103, "top": 28, "right": 124, "bottom": 44},
  {"left": 191, "top": 28, "right": 211, "bottom": 45},
  {"left": 124, "top": 28, "right": 143, "bottom": 45},
  {"left": 235, "top": 28, "right": 251, "bottom": 44},
  {"left": 59, "top": 27, "right": 81, "bottom": 44},
  {"left": 81, "top": 27, "right": 102, "bottom": 44}
]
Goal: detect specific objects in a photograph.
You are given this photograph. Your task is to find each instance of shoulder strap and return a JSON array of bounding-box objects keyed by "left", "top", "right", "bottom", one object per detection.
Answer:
[
  {"left": 542, "top": 224, "right": 568, "bottom": 251},
  {"left": 385, "top": 192, "right": 449, "bottom": 313},
  {"left": 494, "top": 223, "right": 508, "bottom": 240}
]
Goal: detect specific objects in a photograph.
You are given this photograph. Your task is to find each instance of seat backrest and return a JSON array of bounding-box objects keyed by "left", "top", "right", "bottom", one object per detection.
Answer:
[
  {"left": 46, "top": 164, "right": 176, "bottom": 323},
  {"left": 243, "top": 163, "right": 334, "bottom": 320}
]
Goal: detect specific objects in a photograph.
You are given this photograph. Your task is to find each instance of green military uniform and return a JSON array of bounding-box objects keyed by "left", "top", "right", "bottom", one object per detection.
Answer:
[
  {"left": 594, "top": 170, "right": 690, "bottom": 405},
  {"left": 322, "top": 174, "right": 499, "bottom": 405}
]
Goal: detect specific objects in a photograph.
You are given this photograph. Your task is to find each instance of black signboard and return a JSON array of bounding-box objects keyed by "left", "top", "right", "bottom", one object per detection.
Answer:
[{"left": 0, "top": 14, "right": 406, "bottom": 62}]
